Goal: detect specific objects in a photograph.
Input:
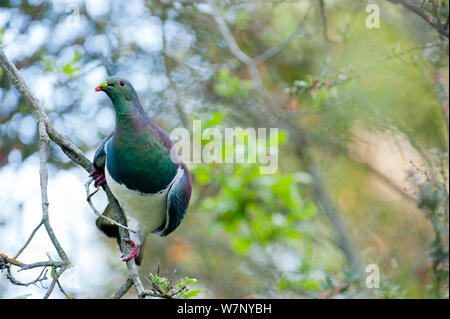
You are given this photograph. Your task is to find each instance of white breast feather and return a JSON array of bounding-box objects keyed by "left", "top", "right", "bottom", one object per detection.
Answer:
[{"left": 105, "top": 159, "right": 183, "bottom": 234}]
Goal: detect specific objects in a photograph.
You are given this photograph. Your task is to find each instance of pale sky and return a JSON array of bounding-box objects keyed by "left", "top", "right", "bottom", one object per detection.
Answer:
[{"left": 0, "top": 0, "right": 170, "bottom": 297}]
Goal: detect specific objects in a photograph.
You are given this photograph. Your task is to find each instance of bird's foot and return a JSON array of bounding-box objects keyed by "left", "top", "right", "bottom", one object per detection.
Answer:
[
  {"left": 90, "top": 168, "right": 106, "bottom": 187},
  {"left": 121, "top": 238, "right": 140, "bottom": 262}
]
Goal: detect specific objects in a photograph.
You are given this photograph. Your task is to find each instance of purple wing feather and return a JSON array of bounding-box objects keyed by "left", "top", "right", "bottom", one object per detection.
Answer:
[
  {"left": 93, "top": 131, "right": 114, "bottom": 169},
  {"left": 154, "top": 163, "right": 192, "bottom": 237}
]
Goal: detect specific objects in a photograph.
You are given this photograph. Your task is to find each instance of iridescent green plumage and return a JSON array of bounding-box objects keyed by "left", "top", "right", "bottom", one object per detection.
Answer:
[
  {"left": 100, "top": 76, "right": 178, "bottom": 193},
  {"left": 92, "top": 76, "right": 192, "bottom": 265}
]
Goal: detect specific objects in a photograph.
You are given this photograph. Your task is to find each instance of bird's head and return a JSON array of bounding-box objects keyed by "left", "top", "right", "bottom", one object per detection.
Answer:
[{"left": 95, "top": 76, "right": 136, "bottom": 102}]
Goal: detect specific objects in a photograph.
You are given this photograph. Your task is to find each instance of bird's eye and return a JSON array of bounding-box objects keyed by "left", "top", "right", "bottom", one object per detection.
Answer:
[{"left": 119, "top": 80, "right": 126, "bottom": 87}]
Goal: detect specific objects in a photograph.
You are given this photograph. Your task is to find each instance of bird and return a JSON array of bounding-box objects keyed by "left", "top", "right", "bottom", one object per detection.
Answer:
[{"left": 90, "top": 76, "right": 192, "bottom": 265}]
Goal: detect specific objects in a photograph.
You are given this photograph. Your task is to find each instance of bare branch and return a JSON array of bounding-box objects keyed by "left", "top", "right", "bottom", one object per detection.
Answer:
[
  {"left": 318, "top": 0, "right": 330, "bottom": 42},
  {"left": 101, "top": 187, "right": 147, "bottom": 297},
  {"left": 57, "top": 279, "right": 73, "bottom": 299},
  {"left": 140, "top": 266, "right": 186, "bottom": 299},
  {"left": 0, "top": 47, "right": 148, "bottom": 298},
  {"left": 387, "top": 0, "right": 449, "bottom": 38},
  {"left": 209, "top": 1, "right": 311, "bottom": 65},
  {"left": 0, "top": 47, "right": 74, "bottom": 296},
  {"left": 207, "top": 1, "right": 363, "bottom": 274},
  {"left": 4, "top": 266, "right": 49, "bottom": 288},
  {"left": 14, "top": 220, "right": 44, "bottom": 259},
  {"left": 0, "top": 254, "right": 66, "bottom": 270},
  {"left": 85, "top": 177, "right": 137, "bottom": 233},
  {"left": 209, "top": 3, "right": 252, "bottom": 64},
  {"left": 43, "top": 265, "right": 68, "bottom": 299},
  {"left": 111, "top": 277, "right": 134, "bottom": 299},
  {"left": 0, "top": 253, "right": 66, "bottom": 292},
  {"left": 253, "top": 23, "right": 310, "bottom": 63}
]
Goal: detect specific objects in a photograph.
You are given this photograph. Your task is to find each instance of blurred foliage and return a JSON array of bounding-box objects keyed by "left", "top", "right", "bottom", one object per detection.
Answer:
[
  {"left": 145, "top": 270, "right": 201, "bottom": 298},
  {"left": 214, "top": 68, "right": 253, "bottom": 97},
  {"left": 0, "top": 0, "right": 449, "bottom": 298}
]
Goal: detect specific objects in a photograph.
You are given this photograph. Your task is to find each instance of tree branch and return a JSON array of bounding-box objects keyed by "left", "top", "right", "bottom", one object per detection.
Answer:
[
  {"left": 318, "top": 0, "right": 330, "bottom": 42},
  {"left": 207, "top": 2, "right": 363, "bottom": 274},
  {"left": 111, "top": 277, "right": 134, "bottom": 299},
  {"left": 0, "top": 47, "right": 147, "bottom": 298},
  {"left": 387, "top": 0, "right": 449, "bottom": 38}
]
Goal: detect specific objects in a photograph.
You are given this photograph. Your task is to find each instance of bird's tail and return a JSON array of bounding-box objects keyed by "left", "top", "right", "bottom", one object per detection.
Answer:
[{"left": 95, "top": 204, "right": 146, "bottom": 265}]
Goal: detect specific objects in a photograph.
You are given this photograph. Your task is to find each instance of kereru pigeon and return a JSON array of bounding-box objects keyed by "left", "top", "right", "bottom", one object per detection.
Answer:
[{"left": 90, "top": 76, "right": 192, "bottom": 265}]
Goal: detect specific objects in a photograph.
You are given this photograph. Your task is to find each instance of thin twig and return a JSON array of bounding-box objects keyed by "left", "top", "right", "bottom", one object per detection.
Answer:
[
  {"left": 318, "top": 0, "right": 330, "bottom": 42},
  {"left": 141, "top": 267, "right": 185, "bottom": 299},
  {"left": 386, "top": 0, "right": 449, "bottom": 38},
  {"left": 57, "top": 279, "right": 73, "bottom": 299},
  {"left": 14, "top": 220, "right": 44, "bottom": 259},
  {"left": 0, "top": 47, "right": 146, "bottom": 298},
  {"left": 207, "top": 1, "right": 363, "bottom": 274},
  {"left": 85, "top": 177, "right": 137, "bottom": 233},
  {"left": 43, "top": 265, "right": 68, "bottom": 299},
  {"left": 3, "top": 264, "right": 49, "bottom": 288},
  {"left": 111, "top": 277, "right": 134, "bottom": 299}
]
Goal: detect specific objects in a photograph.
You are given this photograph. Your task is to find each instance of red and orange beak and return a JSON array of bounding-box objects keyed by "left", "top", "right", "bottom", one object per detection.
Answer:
[{"left": 95, "top": 81, "right": 108, "bottom": 92}]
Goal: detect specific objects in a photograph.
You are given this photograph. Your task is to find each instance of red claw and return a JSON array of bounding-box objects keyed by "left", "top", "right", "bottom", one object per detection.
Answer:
[
  {"left": 94, "top": 175, "right": 106, "bottom": 187},
  {"left": 90, "top": 168, "right": 102, "bottom": 177},
  {"left": 121, "top": 238, "right": 140, "bottom": 262},
  {"left": 90, "top": 168, "right": 106, "bottom": 187}
]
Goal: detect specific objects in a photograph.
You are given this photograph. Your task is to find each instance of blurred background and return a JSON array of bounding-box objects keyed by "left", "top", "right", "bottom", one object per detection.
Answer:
[{"left": 0, "top": 0, "right": 448, "bottom": 298}]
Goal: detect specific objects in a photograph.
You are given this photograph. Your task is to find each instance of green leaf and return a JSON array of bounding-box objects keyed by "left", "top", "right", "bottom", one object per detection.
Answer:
[
  {"left": 51, "top": 267, "right": 57, "bottom": 278},
  {"left": 184, "top": 276, "right": 198, "bottom": 285},
  {"left": 73, "top": 50, "right": 82, "bottom": 62},
  {"left": 183, "top": 289, "right": 201, "bottom": 299},
  {"left": 194, "top": 165, "right": 211, "bottom": 185},
  {"left": 232, "top": 237, "right": 252, "bottom": 254},
  {"left": 0, "top": 28, "right": 4, "bottom": 45},
  {"left": 62, "top": 63, "right": 79, "bottom": 75}
]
